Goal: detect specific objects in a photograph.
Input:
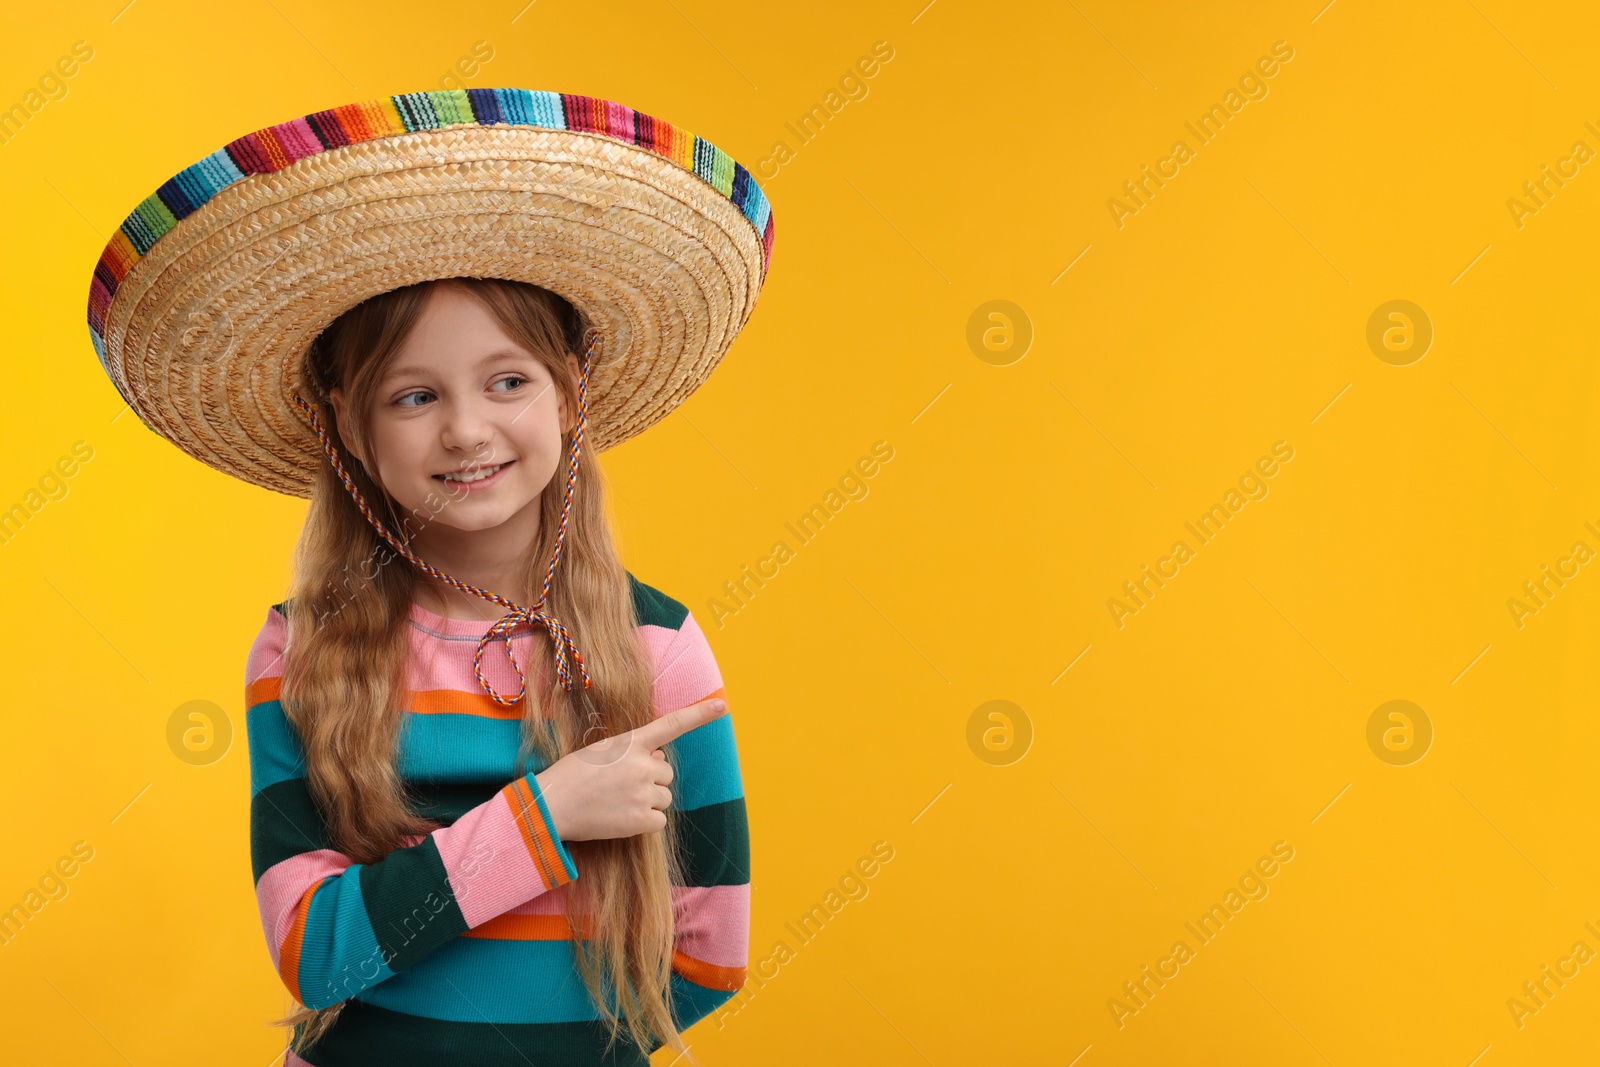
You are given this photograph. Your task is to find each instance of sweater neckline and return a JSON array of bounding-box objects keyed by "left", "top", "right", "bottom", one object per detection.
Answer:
[{"left": 406, "top": 599, "right": 526, "bottom": 639}]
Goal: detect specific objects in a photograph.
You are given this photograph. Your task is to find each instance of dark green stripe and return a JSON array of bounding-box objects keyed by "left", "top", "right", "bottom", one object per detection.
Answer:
[
  {"left": 675, "top": 797, "right": 749, "bottom": 886},
  {"left": 357, "top": 836, "right": 468, "bottom": 971},
  {"left": 396, "top": 789, "right": 749, "bottom": 887},
  {"left": 670, "top": 970, "right": 738, "bottom": 1028},
  {"left": 403, "top": 781, "right": 499, "bottom": 824},
  {"left": 256, "top": 785, "right": 747, "bottom": 889},
  {"left": 253, "top": 776, "right": 470, "bottom": 970},
  {"left": 294, "top": 1000, "right": 653, "bottom": 1066},
  {"left": 255, "top": 777, "right": 500, "bottom": 882},
  {"left": 252, "top": 777, "right": 335, "bottom": 881},
  {"left": 627, "top": 571, "right": 688, "bottom": 630}
]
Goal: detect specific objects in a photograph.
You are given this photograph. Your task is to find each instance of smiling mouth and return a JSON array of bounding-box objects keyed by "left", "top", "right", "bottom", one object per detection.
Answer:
[{"left": 436, "top": 461, "right": 512, "bottom": 484}]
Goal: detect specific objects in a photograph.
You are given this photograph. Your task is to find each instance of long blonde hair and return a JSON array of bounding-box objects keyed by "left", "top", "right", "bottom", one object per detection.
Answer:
[{"left": 272, "top": 277, "right": 690, "bottom": 1060}]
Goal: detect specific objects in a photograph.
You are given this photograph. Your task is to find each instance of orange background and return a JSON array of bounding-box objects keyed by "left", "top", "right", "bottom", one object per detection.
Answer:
[{"left": 4, "top": 0, "right": 1600, "bottom": 1063}]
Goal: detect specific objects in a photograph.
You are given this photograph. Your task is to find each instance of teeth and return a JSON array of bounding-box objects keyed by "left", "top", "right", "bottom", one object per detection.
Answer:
[{"left": 441, "top": 463, "right": 505, "bottom": 483}]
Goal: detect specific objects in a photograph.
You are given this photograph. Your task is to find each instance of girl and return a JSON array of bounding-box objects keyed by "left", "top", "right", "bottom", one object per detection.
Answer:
[
  {"left": 248, "top": 275, "right": 745, "bottom": 1064},
  {"left": 86, "top": 88, "right": 774, "bottom": 1066}
]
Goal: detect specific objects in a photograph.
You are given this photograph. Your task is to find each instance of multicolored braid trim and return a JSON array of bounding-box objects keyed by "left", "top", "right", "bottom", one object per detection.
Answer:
[
  {"left": 87, "top": 88, "right": 774, "bottom": 365},
  {"left": 289, "top": 330, "right": 600, "bottom": 707}
]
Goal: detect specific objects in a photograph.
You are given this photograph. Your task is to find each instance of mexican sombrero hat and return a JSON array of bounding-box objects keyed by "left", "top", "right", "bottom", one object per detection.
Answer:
[{"left": 85, "top": 88, "right": 775, "bottom": 498}]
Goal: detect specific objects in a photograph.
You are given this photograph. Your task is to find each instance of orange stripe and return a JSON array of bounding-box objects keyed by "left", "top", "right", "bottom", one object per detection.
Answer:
[
  {"left": 258, "top": 127, "right": 291, "bottom": 170},
  {"left": 244, "top": 681, "right": 553, "bottom": 718},
  {"left": 463, "top": 911, "right": 596, "bottom": 940},
  {"left": 246, "top": 684, "right": 572, "bottom": 716},
  {"left": 673, "top": 685, "right": 727, "bottom": 714},
  {"left": 408, "top": 689, "right": 531, "bottom": 720},
  {"left": 104, "top": 230, "right": 138, "bottom": 282},
  {"left": 277, "top": 876, "right": 327, "bottom": 1003},
  {"left": 672, "top": 948, "right": 747, "bottom": 992},
  {"left": 329, "top": 102, "right": 368, "bottom": 142},
  {"left": 510, "top": 778, "right": 563, "bottom": 888},
  {"left": 246, "top": 675, "right": 282, "bottom": 707},
  {"left": 500, "top": 779, "right": 549, "bottom": 886},
  {"left": 502, "top": 778, "right": 570, "bottom": 889},
  {"left": 672, "top": 126, "right": 696, "bottom": 170},
  {"left": 520, "top": 777, "right": 572, "bottom": 888}
]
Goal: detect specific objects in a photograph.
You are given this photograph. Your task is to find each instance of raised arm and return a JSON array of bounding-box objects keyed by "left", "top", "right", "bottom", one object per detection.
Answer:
[
  {"left": 245, "top": 604, "right": 577, "bottom": 1011},
  {"left": 641, "top": 608, "right": 751, "bottom": 1032}
]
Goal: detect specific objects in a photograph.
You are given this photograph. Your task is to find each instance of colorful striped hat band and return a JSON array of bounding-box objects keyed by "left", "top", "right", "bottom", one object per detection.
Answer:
[{"left": 288, "top": 329, "right": 599, "bottom": 708}]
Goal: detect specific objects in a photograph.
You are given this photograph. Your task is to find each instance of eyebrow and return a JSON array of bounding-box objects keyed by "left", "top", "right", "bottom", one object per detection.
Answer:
[{"left": 383, "top": 348, "right": 540, "bottom": 379}]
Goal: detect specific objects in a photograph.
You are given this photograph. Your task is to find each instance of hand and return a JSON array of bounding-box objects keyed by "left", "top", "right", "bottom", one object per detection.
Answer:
[{"left": 533, "top": 696, "right": 729, "bottom": 842}]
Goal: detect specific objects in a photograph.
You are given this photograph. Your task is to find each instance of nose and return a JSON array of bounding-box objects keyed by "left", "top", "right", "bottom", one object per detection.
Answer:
[{"left": 438, "top": 396, "right": 493, "bottom": 456}]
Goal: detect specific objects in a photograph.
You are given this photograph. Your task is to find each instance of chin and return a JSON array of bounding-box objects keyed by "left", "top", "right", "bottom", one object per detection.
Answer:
[
  {"left": 435, "top": 487, "right": 543, "bottom": 530},
  {"left": 448, "top": 522, "right": 511, "bottom": 536}
]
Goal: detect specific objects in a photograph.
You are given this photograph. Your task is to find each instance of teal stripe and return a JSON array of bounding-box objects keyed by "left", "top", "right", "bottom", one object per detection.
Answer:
[
  {"left": 355, "top": 938, "right": 600, "bottom": 1022},
  {"left": 495, "top": 88, "right": 534, "bottom": 125},
  {"left": 247, "top": 699, "right": 305, "bottom": 797},
  {"left": 396, "top": 712, "right": 529, "bottom": 782},
  {"left": 188, "top": 147, "right": 246, "bottom": 196},
  {"left": 353, "top": 927, "right": 727, "bottom": 1027},
  {"left": 665, "top": 712, "right": 743, "bottom": 811},
  {"left": 525, "top": 89, "right": 566, "bottom": 127},
  {"left": 743, "top": 182, "right": 772, "bottom": 234},
  {"left": 297, "top": 866, "right": 395, "bottom": 1010},
  {"left": 391, "top": 91, "right": 439, "bottom": 131},
  {"left": 496, "top": 88, "right": 565, "bottom": 129}
]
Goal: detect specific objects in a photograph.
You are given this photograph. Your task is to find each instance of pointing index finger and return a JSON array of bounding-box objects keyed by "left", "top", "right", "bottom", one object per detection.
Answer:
[{"left": 632, "top": 697, "right": 728, "bottom": 748}]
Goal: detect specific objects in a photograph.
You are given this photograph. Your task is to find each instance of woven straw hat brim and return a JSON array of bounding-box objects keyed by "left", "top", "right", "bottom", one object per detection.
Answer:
[{"left": 87, "top": 89, "right": 775, "bottom": 498}]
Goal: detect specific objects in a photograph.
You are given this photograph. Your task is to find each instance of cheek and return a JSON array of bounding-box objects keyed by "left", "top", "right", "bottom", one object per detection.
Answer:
[
  {"left": 507, "top": 422, "right": 567, "bottom": 490},
  {"left": 507, "top": 416, "right": 563, "bottom": 461},
  {"left": 521, "top": 425, "right": 566, "bottom": 470},
  {"left": 368, "top": 423, "right": 430, "bottom": 494}
]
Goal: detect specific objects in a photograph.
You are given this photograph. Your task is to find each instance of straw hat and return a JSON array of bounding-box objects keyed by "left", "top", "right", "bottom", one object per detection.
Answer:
[{"left": 86, "top": 88, "right": 775, "bottom": 498}]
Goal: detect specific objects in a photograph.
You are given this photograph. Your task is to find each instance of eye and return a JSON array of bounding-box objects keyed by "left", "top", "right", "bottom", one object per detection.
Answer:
[
  {"left": 395, "top": 390, "right": 434, "bottom": 408},
  {"left": 490, "top": 375, "right": 528, "bottom": 393}
]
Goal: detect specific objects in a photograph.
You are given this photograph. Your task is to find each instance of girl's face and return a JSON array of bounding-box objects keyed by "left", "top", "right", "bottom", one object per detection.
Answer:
[{"left": 330, "top": 282, "right": 578, "bottom": 538}]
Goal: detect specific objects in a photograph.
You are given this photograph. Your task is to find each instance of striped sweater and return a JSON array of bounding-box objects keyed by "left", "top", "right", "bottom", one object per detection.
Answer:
[{"left": 244, "top": 573, "right": 750, "bottom": 1066}]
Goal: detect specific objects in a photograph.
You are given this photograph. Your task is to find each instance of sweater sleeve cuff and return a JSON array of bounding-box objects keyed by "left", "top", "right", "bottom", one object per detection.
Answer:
[{"left": 504, "top": 772, "right": 579, "bottom": 888}]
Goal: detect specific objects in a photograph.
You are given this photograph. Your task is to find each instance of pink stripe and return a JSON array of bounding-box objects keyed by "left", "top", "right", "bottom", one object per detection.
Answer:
[
  {"left": 432, "top": 790, "right": 551, "bottom": 927},
  {"left": 271, "top": 117, "right": 325, "bottom": 163},
  {"left": 605, "top": 100, "right": 636, "bottom": 142},
  {"left": 245, "top": 607, "right": 288, "bottom": 685},
  {"left": 89, "top": 276, "right": 111, "bottom": 323},
  {"left": 404, "top": 621, "right": 548, "bottom": 699},
  {"left": 285, "top": 1047, "right": 316, "bottom": 1066},
  {"left": 648, "top": 613, "right": 724, "bottom": 715},
  {"left": 638, "top": 624, "right": 676, "bottom": 663},
  {"left": 256, "top": 849, "right": 354, "bottom": 967},
  {"left": 673, "top": 884, "right": 750, "bottom": 968},
  {"left": 496, "top": 882, "right": 572, "bottom": 916}
]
